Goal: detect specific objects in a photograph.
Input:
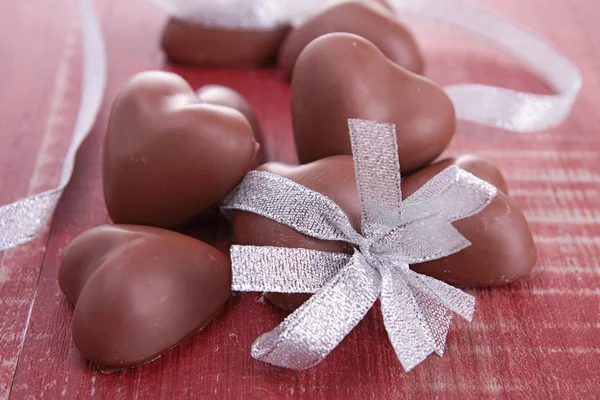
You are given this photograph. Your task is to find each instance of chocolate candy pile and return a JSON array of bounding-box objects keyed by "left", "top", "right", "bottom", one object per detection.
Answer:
[{"left": 59, "top": 0, "right": 537, "bottom": 372}]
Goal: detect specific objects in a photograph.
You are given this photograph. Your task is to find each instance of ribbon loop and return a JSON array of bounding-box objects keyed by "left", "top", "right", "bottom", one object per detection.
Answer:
[
  {"left": 251, "top": 251, "right": 381, "bottom": 369},
  {"left": 374, "top": 216, "right": 471, "bottom": 264},
  {"left": 348, "top": 119, "right": 403, "bottom": 238},
  {"left": 402, "top": 166, "right": 497, "bottom": 225},
  {"left": 231, "top": 245, "right": 350, "bottom": 293},
  {"left": 379, "top": 263, "right": 437, "bottom": 371}
]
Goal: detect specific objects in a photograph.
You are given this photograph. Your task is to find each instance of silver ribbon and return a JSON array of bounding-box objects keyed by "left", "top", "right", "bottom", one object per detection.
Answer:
[
  {"left": 222, "top": 119, "right": 497, "bottom": 371},
  {"left": 0, "top": 0, "right": 106, "bottom": 251}
]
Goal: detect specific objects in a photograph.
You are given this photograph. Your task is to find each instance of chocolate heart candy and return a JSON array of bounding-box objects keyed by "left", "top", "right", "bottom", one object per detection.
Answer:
[
  {"left": 103, "top": 71, "right": 258, "bottom": 229},
  {"left": 232, "top": 155, "right": 535, "bottom": 311},
  {"left": 196, "top": 85, "right": 265, "bottom": 165},
  {"left": 278, "top": 0, "right": 423, "bottom": 80},
  {"left": 406, "top": 161, "right": 536, "bottom": 287},
  {"left": 292, "top": 33, "right": 455, "bottom": 174},
  {"left": 405, "top": 154, "right": 510, "bottom": 195},
  {"left": 161, "top": 17, "right": 289, "bottom": 67},
  {"left": 59, "top": 225, "right": 231, "bottom": 372}
]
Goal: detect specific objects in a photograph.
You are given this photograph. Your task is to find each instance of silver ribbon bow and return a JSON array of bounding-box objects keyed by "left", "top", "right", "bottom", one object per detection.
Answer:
[{"left": 222, "top": 119, "right": 497, "bottom": 372}]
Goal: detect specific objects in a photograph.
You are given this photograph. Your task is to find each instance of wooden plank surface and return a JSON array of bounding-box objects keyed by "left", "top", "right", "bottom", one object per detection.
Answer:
[{"left": 0, "top": 0, "right": 599, "bottom": 398}]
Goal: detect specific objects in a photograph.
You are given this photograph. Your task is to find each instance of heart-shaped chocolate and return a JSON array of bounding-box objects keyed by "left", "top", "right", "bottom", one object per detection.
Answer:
[
  {"left": 196, "top": 85, "right": 265, "bottom": 165},
  {"left": 161, "top": 17, "right": 290, "bottom": 67},
  {"left": 278, "top": 0, "right": 423, "bottom": 79},
  {"left": 292, "top": 33, "right": 455, "bottom": 174},
  {"left": 406, "top": 159, "right": 536, "bottom": 287},
  {"left": 103, "top": 71, "right": 258, "bottom": 229},
  {"left": 404, "top": 154, "right": 510, "bottom": 195},
  {"left": 231, "top": 155, "right": 536, "bottom": 311},
  {"left": 59, "top": 225, "right": 231, "bottom": 372}
]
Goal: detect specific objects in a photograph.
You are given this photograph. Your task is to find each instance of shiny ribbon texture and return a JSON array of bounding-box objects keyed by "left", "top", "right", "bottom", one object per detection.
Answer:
[
  {"left": 0, "top": 0, "right": 106, "bottom": 251},
  {"left": 222, "top": 119, "right": 498, "bottom": 371}
]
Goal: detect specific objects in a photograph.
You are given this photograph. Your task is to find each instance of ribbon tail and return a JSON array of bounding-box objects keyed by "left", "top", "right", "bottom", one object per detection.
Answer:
[
  {"left": 407, "top": 270, "right": 476, "bottom": 322},
  {"left": 251, "top": 252, "right": 381, "bottom": 369},
  {"left": 0, "top": 0, "right": 106, "bottom": 251},
  {"left": 412, "top": 293, "right": 452, "bottom": 357},
  {"left": 404, "top": 272, "right": 454, "bottom": 356},
  {"left": 379, "top": 264, "right": 437, "bottom": 372},
  {"left": 230, "top": 245, "right": 350, "bottom": 293},
  {"left": 403, "top": 270, "right": 475, "bottom": 356}
]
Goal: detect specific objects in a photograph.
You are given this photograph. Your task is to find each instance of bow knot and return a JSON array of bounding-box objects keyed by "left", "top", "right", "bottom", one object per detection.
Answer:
[
  {"left": 223, "top": 119, "right": 497, "bottom": 372},
  {"left": 357, "top": 236, "right": 381, "bottom": 266}
]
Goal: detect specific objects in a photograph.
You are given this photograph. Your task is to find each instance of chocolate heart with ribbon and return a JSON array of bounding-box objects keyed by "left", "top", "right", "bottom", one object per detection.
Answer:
[
  {"left": 232, "top": 154, "right": 535, "bottom": 311},
  {"left": 223, "top": 119, "right": 503, "bottom": 371},
  {"left": 59, "top": 225, "right": 231, "bottom": 372},
  {"left": 278, "top": 0, "right": 423, "bottom": 79},
  {"left": 292, "top": 32, "right": 455, "bottom": 174},
  {"left": 103, "top": 71, "right": 258, "bottom": 229}
]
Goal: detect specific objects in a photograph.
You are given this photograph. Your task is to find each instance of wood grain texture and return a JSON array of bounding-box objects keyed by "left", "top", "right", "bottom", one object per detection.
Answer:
[{"left": 0, "top": 0, "right": 599, "bottom": 398}]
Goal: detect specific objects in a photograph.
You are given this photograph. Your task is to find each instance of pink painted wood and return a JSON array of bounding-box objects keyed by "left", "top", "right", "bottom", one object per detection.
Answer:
[{"left": 0, "top": 0, "right": 599, "bottom": 398}]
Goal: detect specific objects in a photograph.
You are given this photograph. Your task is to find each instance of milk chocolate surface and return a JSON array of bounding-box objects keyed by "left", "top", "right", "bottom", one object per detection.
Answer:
[
  {"left": 103, "top": 71, "right": 257, "bottom": 229},
  {"left": 405, "top": 154, "right": 510, "bottom": 195},
  {"left": 196, "top": 85, "right": 265, "bottom": 165},
  {"left": 232, "top": 155, "right": 535, "bottom": 311},
  {"left": 161, "top": 17, "right": 289, "bottom": 67},
  {"left": 407, "top": 160, "right": 535, "bottom": 287},
  {"left": 59, "top": 225, "right": 231, "bottom": 372},
  {"left": 278, "top": 0, "right": 423, "bottom": 79},
  {"left": 292, "top": 33, "right": 455, "bottom": 174}
]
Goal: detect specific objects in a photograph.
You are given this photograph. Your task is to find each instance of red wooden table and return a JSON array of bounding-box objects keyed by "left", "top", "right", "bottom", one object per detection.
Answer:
[{"left": 1, "top": 0, "right": 599, "bottom": 398}]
